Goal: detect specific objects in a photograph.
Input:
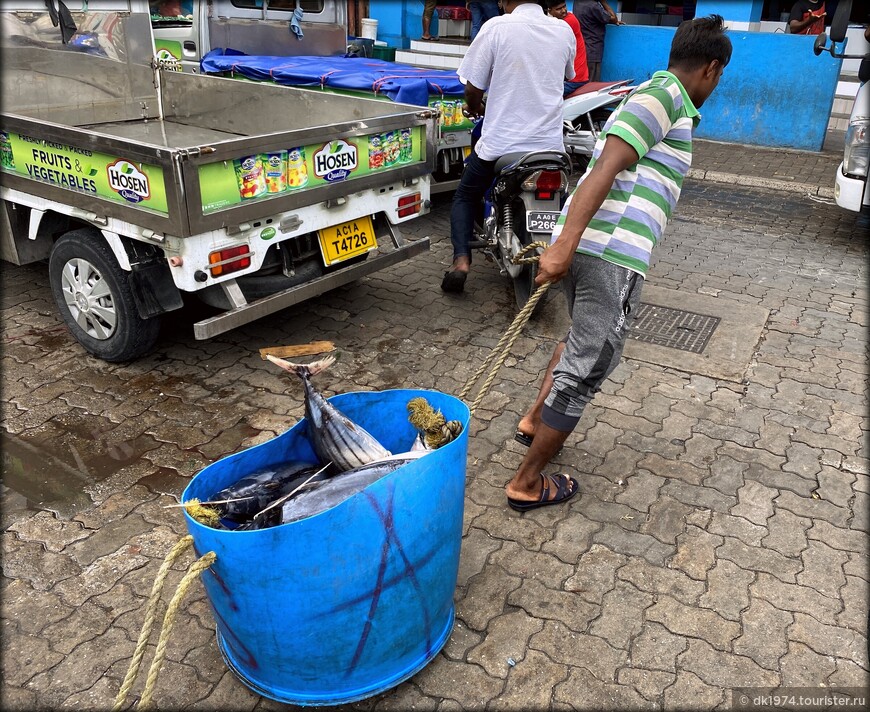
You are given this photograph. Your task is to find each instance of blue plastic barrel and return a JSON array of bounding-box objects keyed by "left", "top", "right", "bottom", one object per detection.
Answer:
[{"left": 182, "top": 389, "right": 469, "bottom": 706}]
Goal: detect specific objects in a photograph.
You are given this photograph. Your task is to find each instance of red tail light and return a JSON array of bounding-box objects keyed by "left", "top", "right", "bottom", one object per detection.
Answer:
[
  {"left": 536, "top": 171, "right": 564, "bottom": 191},
  {"left": 398, "top": 193, "right": 422, "bottom": 218},
  {"left": 535, "top": 170, "right": 564, "bottom": 200},
  {"left": 209, "top": 245, "right": 251, "bottom": 277}
]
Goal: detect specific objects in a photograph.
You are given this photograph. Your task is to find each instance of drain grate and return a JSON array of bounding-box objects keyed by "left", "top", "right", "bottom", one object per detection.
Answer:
[{"left": 629, "top": 303, "right": 720, "bottom": 354}]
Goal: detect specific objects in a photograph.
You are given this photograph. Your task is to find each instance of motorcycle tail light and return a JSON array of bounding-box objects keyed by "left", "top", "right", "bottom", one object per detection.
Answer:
[{"left": 523, "top": 170, "right": 567, "bottom": 200}]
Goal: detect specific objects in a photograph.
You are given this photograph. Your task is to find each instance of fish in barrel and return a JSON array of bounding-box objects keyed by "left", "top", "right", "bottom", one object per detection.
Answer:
[
  {"left": 183, "top": 353, "right": 464, "bottom": 531},
  {"left": 238, "top": 452, "right": 428, "bottom": 530},
  {"left": 278, "top": 451, "right": 427, "bottom": 525},
  {"left": 209, "top": 460, "right": 324, "bottom": 521},
  {"left": 266, "top": 354, "right": 391, "bottom": 472}
]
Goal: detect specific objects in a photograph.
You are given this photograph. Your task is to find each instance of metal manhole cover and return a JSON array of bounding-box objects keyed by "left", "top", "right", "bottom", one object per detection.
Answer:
[{"left": 629, "top": 303, "right": 720, "bottom": 354}]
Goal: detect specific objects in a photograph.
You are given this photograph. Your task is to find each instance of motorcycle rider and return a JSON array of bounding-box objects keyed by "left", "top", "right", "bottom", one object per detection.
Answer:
[{"left": 441, "top": 0, "right": 575, "bottom": 294}]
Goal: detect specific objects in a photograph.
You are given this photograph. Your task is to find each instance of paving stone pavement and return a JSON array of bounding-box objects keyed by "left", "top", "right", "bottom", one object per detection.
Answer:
[
  {"left": 690, "top": 139, "right": 842, "bottom": 198},
  {"left": 1, "top": 172, "right": 868, "bottom": 711}
]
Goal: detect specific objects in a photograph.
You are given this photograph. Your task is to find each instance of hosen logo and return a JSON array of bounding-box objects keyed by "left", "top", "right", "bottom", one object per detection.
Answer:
[
  {"left": 155, "top": 48, "right": 182, "bottom": 71},
  {"left": 313, "top": 140, "right": 357, "bottom": 183},
  {"left": 107, "top": 160, "right": 150, "bottom": 203}
]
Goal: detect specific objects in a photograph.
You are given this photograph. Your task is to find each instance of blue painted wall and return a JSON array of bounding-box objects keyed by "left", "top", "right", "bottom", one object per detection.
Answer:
[
  {"left": 600, "top": 26, "right": 842, "bottom": 151},
  {"left": 695, "top": 0, "right": 763, "bottom": 22},
  {"left": 369, "top": 0, "right": 439, "bottom": 49}
]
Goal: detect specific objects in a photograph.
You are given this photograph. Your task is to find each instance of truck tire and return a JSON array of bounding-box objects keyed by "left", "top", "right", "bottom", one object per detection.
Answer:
[{"left": 48, "top": 229, "right": 161, "bottom": 362}]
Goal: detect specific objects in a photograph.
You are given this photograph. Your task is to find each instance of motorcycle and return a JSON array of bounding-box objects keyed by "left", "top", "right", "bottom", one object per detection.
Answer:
[
  {"left": 562, "top": 80, "right": 634, "bottom": 172},
  {"left": 465, "top": 81, "right": 634, "bottom": 316},
  {"left": 471, "top": 148, "right": 572, "bottom": 316}
]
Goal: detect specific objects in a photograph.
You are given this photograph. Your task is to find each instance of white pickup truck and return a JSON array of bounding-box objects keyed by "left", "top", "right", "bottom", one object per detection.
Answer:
[{"left": 0, "top": 0, "right": 436, "bottom": 361}]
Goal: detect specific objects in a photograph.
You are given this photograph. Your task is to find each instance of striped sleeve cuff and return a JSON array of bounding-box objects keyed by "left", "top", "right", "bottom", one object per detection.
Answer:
[{"left": 605, "top": 123, "right": 648, "bottom": 161}]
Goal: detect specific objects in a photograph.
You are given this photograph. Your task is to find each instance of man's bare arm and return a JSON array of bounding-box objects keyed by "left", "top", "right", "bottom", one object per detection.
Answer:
[
  {"left": 789, "top": 11, "right": 824, "bottom": 33},
  {"left": 600, "top": 1, "right": 623, "bottom": 25},
  {"left": 464, "top": 81, "right": 487, "bottom": 119},
  {"left": 536, "top": 135, "right": 639, "bottom": 285}
]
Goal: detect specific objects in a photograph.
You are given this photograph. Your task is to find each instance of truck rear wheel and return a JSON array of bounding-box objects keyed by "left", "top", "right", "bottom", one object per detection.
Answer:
[{"left": 48, "top": 229, "right": 161, "bottom": 362}]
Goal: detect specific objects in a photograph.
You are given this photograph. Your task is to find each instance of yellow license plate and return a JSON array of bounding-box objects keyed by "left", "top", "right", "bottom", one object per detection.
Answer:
[
  {"left": 317, "top": 216, "right": 377, "bottom": 266},
  {"left": 463, "top": 146, "right": 471, "bottom": 158}
]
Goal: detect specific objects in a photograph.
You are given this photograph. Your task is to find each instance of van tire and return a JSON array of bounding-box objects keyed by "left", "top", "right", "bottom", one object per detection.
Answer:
[{"left": 48, "top": 229, "right": 161, "bottom": 362}]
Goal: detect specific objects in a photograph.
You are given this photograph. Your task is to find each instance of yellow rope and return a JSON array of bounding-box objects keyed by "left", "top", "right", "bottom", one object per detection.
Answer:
[
  {"left": 138, "top": 551, "right": 218, "bottom": 710},
  {"left": 113, "top": 537, "right": 215, "bottom": 711},
  {"left": 113, "top": 535, "right": 194, "bottom": 711},
  {"left": 459, "top": 241, "right": 551, "bottom": 415},
  {"left": 407, "top": 397, "right": 464, "bottom": 448}
]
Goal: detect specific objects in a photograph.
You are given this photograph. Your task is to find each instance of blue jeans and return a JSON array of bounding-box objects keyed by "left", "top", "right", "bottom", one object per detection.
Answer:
[
  {"left": 449, "top": 150, "right": 497, "bottom": 262},
  {"left": 563, "top": 80, "right": 588, "bottom": 97},
  {"left": 469, "top": 1, "right": 500, "bottom": 41}
]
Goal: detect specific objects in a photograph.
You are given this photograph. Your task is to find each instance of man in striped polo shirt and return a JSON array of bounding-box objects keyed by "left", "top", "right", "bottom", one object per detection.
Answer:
[{"left": 506, "top": 15, "right": 732, "bottom": 511}]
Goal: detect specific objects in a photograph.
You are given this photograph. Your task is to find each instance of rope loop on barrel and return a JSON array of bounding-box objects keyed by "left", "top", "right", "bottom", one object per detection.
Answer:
[
  {"left": 114, "top": 536, "right": 216, "bottom": 711},
  {"left": 459, "top": 241, "right": 552, "bottom": 415},
  {"left": 138, "top": 551, "right": 217, "bottom": 710}
]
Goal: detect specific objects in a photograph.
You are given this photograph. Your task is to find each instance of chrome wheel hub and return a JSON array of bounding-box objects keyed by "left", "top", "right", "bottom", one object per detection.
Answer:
[{"left": 60, "top": 257, "right": 117, "bottom": 340}]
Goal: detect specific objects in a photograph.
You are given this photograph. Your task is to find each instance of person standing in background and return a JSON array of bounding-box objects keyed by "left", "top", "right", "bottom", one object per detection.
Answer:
[
  {"left": 788, "top": 0, "right": 826, "bottom": 35},
  {"left": 572, "top": 0, "right": 622, "bottom": 81},
  {"left": 421, "top": 0, "right": 438, "bottom": 40},
  {"left": 547, "top": 0, "right": 589, "bottom": 96},
  {"left": 468, "top": 1, "right": 501, "bottom": 40}
]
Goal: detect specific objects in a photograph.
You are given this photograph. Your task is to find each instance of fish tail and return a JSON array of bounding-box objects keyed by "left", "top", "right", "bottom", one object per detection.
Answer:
[{"left": 266, "top": 354, "right": 336, "bottom": 379}]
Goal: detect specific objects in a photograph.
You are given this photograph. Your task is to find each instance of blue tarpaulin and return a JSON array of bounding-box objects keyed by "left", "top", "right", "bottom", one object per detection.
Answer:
[{"left": 201, "top": 49, "right": 465, "bottom": 107}]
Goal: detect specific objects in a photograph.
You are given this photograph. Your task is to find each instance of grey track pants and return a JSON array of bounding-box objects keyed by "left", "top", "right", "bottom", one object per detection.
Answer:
[{"left": 542, "top": 252, "right": 644, "bottom": 433}]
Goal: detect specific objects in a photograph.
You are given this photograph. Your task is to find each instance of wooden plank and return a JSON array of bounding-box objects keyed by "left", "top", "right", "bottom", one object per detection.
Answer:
[{"left": 259, "top": 341, "right": 335, "bottom": 360}]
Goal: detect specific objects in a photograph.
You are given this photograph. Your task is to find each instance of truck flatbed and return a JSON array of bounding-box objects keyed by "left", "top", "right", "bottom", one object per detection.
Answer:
[{"left": 81, "top": 119, "right": 243, "bottom": 148}]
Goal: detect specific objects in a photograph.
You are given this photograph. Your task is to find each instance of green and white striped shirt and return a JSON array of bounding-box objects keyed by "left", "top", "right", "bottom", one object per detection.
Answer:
[{"left": 553, "top": 70, "right": 700, "bottom": 276}]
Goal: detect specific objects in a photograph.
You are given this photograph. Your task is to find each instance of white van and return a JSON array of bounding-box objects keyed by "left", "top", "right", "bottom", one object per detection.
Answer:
[
  {"left": 835, "top": 70, "right": 869, "bottom": 212},
  {"left": 815, "top": 0, "right": 869, "bottom": 213}
]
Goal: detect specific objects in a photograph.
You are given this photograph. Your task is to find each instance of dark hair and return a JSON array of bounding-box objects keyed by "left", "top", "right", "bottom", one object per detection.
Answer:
[
  {"left": 544, "top": 0, "right": 566, "bottom": 8},
  {"left": 668, "top": 14, "right": 732, "bottom": 71}
]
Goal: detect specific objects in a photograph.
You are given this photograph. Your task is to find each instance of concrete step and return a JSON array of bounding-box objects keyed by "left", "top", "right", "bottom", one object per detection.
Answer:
[
  {"left": 831, "top": 96, "right": 856, "bottom": 117},
  {"left": 395, "top": 49, "right": 463, "bottom": 70},
  {"left": 408, "top": 39, "right": 470, "bottom": 56},
  {"left": 835, "top": 76, "right": 860, "bottom": 100}
]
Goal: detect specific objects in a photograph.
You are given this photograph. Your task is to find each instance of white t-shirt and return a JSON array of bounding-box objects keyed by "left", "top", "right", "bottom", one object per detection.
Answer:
[{"left": 457, "top": 2, "right": 575, "bottom": 161}]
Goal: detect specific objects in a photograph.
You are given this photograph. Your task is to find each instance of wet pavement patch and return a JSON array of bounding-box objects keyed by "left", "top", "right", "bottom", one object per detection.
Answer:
[
  {"left": 623, "top": 285, "right": 770, "bottom": 383},
  {"left": 1, "top": 430, "right": 95, "bottom": 519},
  {"left": 1, "top": 424, "right": 161, "bottom": 520}
]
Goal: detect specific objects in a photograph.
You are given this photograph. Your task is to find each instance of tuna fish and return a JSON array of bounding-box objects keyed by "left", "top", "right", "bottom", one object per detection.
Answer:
[
  {"left": 278, "top": 451, "right": 427, "bottom": 525},
  {"left": 209, "top": 460, "right": 324, "bottom": 521},
  {"left": 266, "top": 354, "right": 391, "bottom": 472}
]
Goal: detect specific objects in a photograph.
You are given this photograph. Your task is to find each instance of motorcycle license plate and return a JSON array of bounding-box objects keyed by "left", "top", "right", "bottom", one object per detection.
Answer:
[
  {"left": 526, "top": 211, "right": 561, "bottom": 233},
  {"left": 317, "top": 217, "right": 377, "bottom": 266}
]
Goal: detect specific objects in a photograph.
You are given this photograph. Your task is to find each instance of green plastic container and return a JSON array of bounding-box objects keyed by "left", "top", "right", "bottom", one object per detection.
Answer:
[{"left": 372, "top": 46, "right": 396, "bottom": 62}]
